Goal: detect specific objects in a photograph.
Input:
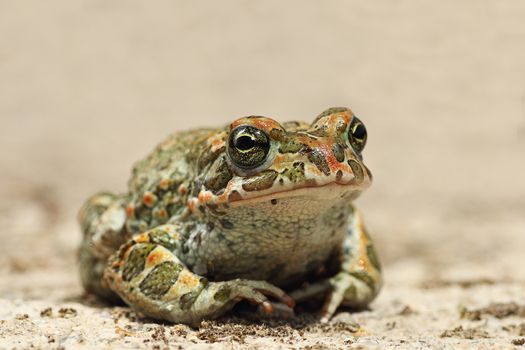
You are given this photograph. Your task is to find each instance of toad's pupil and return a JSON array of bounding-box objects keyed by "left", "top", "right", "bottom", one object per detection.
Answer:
[
  {"left": 353, "top": 124, "right": 366, "bottom": 140},
  {"left": 235, "top": 135, "right": 255, "bottom": 150}
]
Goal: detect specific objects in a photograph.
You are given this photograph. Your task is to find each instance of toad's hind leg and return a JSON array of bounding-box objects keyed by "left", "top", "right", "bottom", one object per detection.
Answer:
[
  {"left": 78, "top": 192, "right": 128, "bottom": 301},
  {"left": 104, "top": 225, "right": 293, "bottom": 326},
  {"left": 321, "top": 206, "right": 382, "bottom": 321}
]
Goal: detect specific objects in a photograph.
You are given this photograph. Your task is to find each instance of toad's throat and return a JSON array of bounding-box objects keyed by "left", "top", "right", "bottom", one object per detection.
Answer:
[{"left": 193, "top": 192, "right": 353, "bottom": 286}]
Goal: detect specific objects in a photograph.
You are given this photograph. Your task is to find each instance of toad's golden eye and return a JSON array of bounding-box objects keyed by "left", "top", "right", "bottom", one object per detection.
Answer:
[
  {"left": 228, "top": 126, "right": 270, "bottom": 169},
  {"left": 348, "top": 116, "right": 367, "bottom": 153}
]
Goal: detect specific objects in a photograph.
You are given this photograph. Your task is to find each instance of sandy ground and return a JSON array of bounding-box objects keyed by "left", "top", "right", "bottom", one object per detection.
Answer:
[{"left": 1, "top": 1, "right": 525, "bottom": 349}]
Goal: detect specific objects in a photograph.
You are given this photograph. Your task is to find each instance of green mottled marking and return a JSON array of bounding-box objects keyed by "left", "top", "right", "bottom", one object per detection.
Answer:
[
  {"left": 180, "top": 291, "right": 200, "bottom": 310},
  {"left": 348, "top": 159, "right": 364, "bottom": 182},
  {"left": 205, "top": 155, "right": 233, "bottom": 193},
  {"left": 214, "top": 285, "right": 232, "bottom": 303},
  {"left": 242, "top": 170, "right": 278, "bottom": 192},
  {"left": 122, "top": 243, "right": 156, "bottom": 282},
  {"left": 279, "top": 137, "right": 305, "bottom": 153},
  {"left": 314, "top": 107, "right": 349, "bottom": 124},
  {"left": 149, "top": 229, "right": 178, "bottom": 251},
  {"left": 281, "top": 162, "right": 305, "bottom": 183},
  {"left": 308, "top": 126, "right": 329, "bottom": 138},
  {"left": 349, "top": 271, "right": 376, "bottom": 290},
  {"left": 139, "top": 261, "right": 183, "bottom": 300},
  {"left": 308, "top": 149, "right": 331, "bottom": 176},
  {"left": 269, "top": 128, "right": 285, "bottom": 142},
  {"left": 198, "top": 145, "right": 225, "bottom": 171},
  {"left": 332, "top": 144, "right": 345, "bottom": 163},
  {"left": 367, "top": 244, "right": 381, "bottom": 271}
]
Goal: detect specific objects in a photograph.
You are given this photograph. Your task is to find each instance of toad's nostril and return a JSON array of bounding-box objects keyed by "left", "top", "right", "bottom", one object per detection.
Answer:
[{"left": 336, "top": 170, "right": 344, "bottom": 183}]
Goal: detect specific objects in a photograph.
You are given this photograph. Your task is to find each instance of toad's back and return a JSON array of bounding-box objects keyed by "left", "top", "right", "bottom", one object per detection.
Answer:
[{"left": 124, "top": 128, "right": 217, "bottom": 234}]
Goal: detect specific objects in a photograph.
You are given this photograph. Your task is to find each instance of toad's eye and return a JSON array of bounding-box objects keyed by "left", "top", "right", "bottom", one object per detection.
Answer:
[
  {"left": 348, "top": 117, "right": 367, "bottom": 153},
  {"left": 228, "top": 126, "right": 270, "bottom": 169}
]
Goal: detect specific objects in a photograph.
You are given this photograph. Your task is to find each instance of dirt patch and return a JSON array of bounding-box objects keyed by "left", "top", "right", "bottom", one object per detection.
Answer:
[
  {"left": 420, "top": 278, "right": 497, "bottom": 289},
  {"left": 503, "top": 323, "right": 525, "bottom": 336},
  {"left": 195, "top": 316, "right": 360, "bottom": 344},
  {"left": 40, "top": 307, "right": 53, "bottom": 317},
  {"left": 440, "top": 326, "right": 491, "bottom": 340},
  {"left": 512, "top": 338, "right": 525, "bottom": 346},
  {"left": 58, "top": 307, "right": 78, "bottom": 318},
  {"left": 460, "top": 303, "right": 525, "bottom": 321}
]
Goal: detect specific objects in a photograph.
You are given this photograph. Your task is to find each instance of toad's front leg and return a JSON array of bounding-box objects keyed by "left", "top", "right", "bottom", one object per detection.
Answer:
[
  {"left": 104, "top": 224, "right": 293, "bottom": 326},
  {"left": 291, "top": 206, "right": 382, "bottom": 322}
]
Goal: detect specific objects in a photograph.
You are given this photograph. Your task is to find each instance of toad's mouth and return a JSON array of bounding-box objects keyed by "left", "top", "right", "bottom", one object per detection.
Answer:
[
  {"left": 196, "top": 162, "right": 372, "bottom": 208},
  {"left": 227, "top": 180, "right": 368, "bottom": 207},
  {"left": 223, "top": 158, "right": 373, "bottom": 206}
]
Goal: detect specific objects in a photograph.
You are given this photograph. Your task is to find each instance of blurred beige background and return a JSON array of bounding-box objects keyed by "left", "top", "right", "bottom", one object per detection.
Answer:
[{"left": 1, "top": 1, "right": 524, "bottom": 348}]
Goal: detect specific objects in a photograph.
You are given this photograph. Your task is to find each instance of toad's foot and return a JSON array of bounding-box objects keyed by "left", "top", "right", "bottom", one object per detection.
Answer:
[
  {"left": 202, "top": 279, "right": 295, "bottom": 317},
  {"left": 319, "top": 271, "right": 378, "bottom": 323},
  {"left": 289, "top": 270, "right": 379, "bottom": 323}
]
